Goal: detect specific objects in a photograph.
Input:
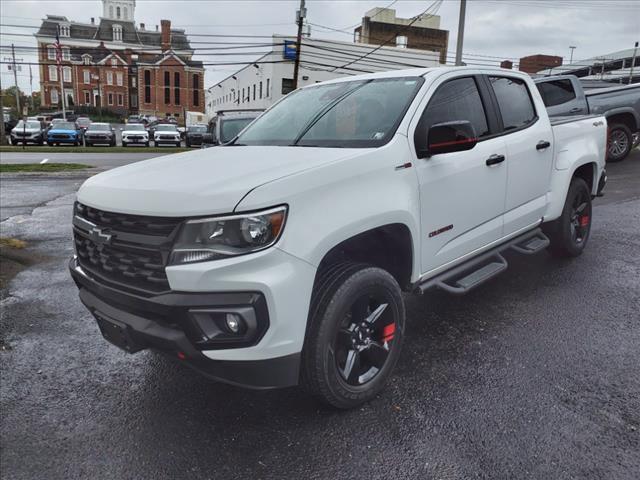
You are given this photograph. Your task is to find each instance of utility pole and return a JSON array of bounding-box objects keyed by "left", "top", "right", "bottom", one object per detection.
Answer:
[
  {"left": 10, "top": 44, "right": 21, "bottom": 115},
  {"left": 0, "top": 73, "right": 6, "bottom": 145},
  {"left": 455, "top": 0, "right": 467, "bottom": 66},
  {"left": 630, "top": 41, "right": 638, "bottom": 84},
  {"left": 292, "top": 0, "right": 306, "bottom": 90},
  {"left": 569, "top": 46, "right": 576, "bottom": 64}
]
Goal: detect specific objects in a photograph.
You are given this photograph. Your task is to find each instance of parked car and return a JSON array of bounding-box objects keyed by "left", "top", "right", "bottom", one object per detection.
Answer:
[
  {"left": 121, "top": 123, "right": 149, "bottom": 147},
  {"left": 185, "top": 124, "right": 209, "bottom": 147},
  {"left": 208, "top": 109, "right": 263, "bottom": 145},
  {"left": 76, "top": 116, "right": 92, "bottom": 134},
  {"left": 10, "top": 119, "right": 45, "bottom": 145},
  {"left": 84, "top": 123, "right": 116, "bottom": 147},
  {"left": 152, "top": 124, "right": 181, "bottom": 147},
  {"left": 126, "top": 115, "right": 145, "bottom": 125},
  {"left": 70, "top": 67, "right": 607, "bottom": 408},
  {"left": 47, "top": 121, "right": 81, "bottom": 146},
  {"left": 534, "top": 75, "right": 640, "bottom": 162},
  {"left": 47, "top": 118, "right": 66, "bottom": 132}
]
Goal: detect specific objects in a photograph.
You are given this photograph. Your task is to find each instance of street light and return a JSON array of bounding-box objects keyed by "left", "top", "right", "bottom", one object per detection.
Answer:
[
  {"left": 569, "top": 46, "right": 576, "bottom": 64},
  {"left": 91, "top": 74, "right": 102, "bottom": 118}
]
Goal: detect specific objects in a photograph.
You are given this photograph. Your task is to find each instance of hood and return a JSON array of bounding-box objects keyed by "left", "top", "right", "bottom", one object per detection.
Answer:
[
  {"left": 49, "top": 128, "right": 78, "bottom": 134},
  {"left": 121, "top": 129, "right": 147, "bottom": 135},
  {"left": 12, "top": 127, "right": 41, "bottom": 133},
  {"left": 77, "top": 146, "right": 362, "bottom": 217}
]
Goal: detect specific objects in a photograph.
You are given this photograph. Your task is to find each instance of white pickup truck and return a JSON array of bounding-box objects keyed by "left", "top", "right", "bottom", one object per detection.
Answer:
[{"left": 70, "top": 67, "right": 607, "bottom": 408}]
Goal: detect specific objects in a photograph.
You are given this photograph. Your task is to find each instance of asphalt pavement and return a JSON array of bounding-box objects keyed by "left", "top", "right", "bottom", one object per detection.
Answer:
[
  {"left": 0, "top": 151, "right": 171, "bottom": 168},
  {"left": 1, "top": 151, "right": 639, "bottom": 480}
]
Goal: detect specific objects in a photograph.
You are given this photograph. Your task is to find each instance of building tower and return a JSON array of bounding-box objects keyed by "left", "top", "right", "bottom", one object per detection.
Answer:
[{"left": 103, "top": 0, "right": 136, "bottom": 21}]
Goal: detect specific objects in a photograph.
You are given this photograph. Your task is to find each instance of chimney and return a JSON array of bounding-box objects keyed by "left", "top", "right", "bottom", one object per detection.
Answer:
[
  {"left": 140, "top": 23, "right": 145, "bottom": 30},
  {"left": 161, "top": 19, "right": 171, "bottom": 51},
  {"left": 155, "top": 25, "right": 159, "bottom": 32},
  {"left": 90, "top": 17, "right": 95, "bottom": 25},
  {"left": 500, "top": 60, "right": 513, "bottom": 69}
]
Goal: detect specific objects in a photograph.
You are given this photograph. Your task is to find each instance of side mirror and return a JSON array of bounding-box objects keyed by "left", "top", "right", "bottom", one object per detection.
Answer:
[{"left": 424, "top": 121, "right": 478, "bottom": 157}]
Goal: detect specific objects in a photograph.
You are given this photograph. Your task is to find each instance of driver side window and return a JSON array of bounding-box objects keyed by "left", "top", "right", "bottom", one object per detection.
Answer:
[{"left": 415, "top": 77, "right": 490, "bottom": 151}]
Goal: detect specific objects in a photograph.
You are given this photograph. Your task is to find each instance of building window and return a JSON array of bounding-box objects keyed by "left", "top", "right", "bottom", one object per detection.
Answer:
[
  {"left": 164, "top": 71, "right": 171, "bottom": 104},
  {"left": 59, "top": 24, "right": 70, "bottom": 37},
  {"left": 116, "top": 72, "right": 123, "bottom": 86},
  {"left": 65, "top": 89, "right": 74, "bottom": 106},
  {"left": 111, "top": 58, "right": 118, "bottom": 67},
  {"left": 47, "top": 46, "right": 56, "bottom": 60},
  {"left": 174, "top": 72, "right": 181, "bottom": 105},
  {"left": 282, "top": 78, "right": 294, "bottom": 95},
  {"left": 62, "top": 67, "right": 71, "bottom": 83},
  {"left": 253, "top": 84, "right": 256, "bottom": 101},
  {"left": 108, "top": 93, "right": 113, "bottom": 105},
  {"left": 130, "top": 94, "right": 137, "bottom": 108},
  {"left": 84, "top": 91, "right": 91, "bottom": 105},
  {"left": 49, "top": 65, "right": 58, "bottom": 82},
  {"left": 259, "top": 81, "right": 263, "bottom": 99},
  {"left": 131, "top": 76, "right": 136, "bottom": 88},
  {"left": 118, "top": 94, "right": 124, "bottom": 106},
  {"left": 192, "top": 74, "right": 200, "bottom": 106},
  {"left": 109, "top": 5, "right": 114, "bottom": 17},
  {"left": 106, "top": 71, "right": 113, "bottom": 85},
  {"left": 83, "top": 55, "right": 91, "bottom": 65},
  {"left": 83, "top": 70, "right": 90, "bottom": 84},
  {"left": 123, "top": 7, "right": 128, "bottom": 20},
  {"left": 266, "top": 78, "right": 270, "bottom": 98},
  {"left": 242, "top": 87, "right": 245, "bottom": 103},
  {"left": 62, "top": 47, "right": 70, "bottom": 61},
  {"left": 50, "top": 89, "right": 59, "bottom": 104},
  {"left": 144, "top": 70, "right": 151, "bottom": 103},
  {"left": 112, "top": 25, "right": 123, "bottom": 42},
  {"left": 116, "top": 6, "right": 121, "bottom": 19}
]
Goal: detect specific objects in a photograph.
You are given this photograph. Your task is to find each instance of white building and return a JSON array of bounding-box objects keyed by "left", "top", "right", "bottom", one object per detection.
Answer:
[{"left": 206, "top": 35, "right": 440, "bottom": 116}]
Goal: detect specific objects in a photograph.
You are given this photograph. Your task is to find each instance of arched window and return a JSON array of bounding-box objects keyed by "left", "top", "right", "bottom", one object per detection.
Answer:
[
  {"left": 109, "top": 6, "right": 113, "bottom": 18},
  {"left": 116, "top": 6, "right": 121, "bottom": 19}
]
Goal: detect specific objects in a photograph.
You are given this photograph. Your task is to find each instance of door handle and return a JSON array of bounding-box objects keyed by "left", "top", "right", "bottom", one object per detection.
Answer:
[
  {"left": 486, "top": 154, "right": 505, "bottom": 166},
  {"left": 536, "top": 141, "right": 551, "bottom": 150},
  {"left": 570, "top": 107, "right": 582, "bottom": 113}
]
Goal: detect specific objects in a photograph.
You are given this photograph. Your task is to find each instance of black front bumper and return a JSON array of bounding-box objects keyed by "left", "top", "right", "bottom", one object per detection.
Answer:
[{"left": 69, "top": 258, "right": 299, "bottom": 389}]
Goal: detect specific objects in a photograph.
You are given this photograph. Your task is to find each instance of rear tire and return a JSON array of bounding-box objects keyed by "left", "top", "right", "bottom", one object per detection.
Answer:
[
  {"left": 301, "top": 263, "right": 405, "bottom": 409},
  {"left": 607, "top": 123, "right": 632, "bottom": 162},
  {"left": 122, "top": 141, "right": 127, "bottom": 147},
  {"left": 543, "top": 177, "right": 592, "bottom": 258}
]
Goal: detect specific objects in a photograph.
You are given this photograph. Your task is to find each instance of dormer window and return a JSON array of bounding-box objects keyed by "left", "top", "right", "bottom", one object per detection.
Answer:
[
  {"left": 112, "top": 24, "right": 123, "bottom": 42},
  {"left": 82, "top": 54, "right": 91, "bottom": 65},
  {"left": 111, "top": 58, "right": 118, "bottom": 67},
  {"left": 59, "top": 23, "right": 70, "bottom": 37}
]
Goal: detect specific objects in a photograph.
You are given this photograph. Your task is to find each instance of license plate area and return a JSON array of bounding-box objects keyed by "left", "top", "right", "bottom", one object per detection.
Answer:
[{"left": 94, "top": 311, "right": 146, "bottom": 353}]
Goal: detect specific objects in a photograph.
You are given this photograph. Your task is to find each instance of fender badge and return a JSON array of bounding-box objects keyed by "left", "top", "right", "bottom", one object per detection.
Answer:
[{"left": 429, "top": 224, "right": 453, "bottom": 238}]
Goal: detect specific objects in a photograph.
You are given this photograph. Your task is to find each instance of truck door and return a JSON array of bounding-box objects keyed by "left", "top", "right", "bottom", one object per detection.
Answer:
[
  {"left": 487, "top": 75, "right": 554, "bottom": 234},
  {"left": 411, "top": 75, "right": 508, "bottom": 275},
  {"left": 536, "top": 78, "right": 586, "bottom": 117}
]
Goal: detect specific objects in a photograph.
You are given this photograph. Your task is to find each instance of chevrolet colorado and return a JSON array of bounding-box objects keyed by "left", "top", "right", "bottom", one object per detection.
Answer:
[{"left": 70, "top": 67, "right": 607, "bottom": 408}]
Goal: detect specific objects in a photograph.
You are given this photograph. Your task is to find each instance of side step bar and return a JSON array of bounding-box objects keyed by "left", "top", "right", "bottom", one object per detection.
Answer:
[{"left": 416, "top": 228, "right": 550, "bottom": 295}]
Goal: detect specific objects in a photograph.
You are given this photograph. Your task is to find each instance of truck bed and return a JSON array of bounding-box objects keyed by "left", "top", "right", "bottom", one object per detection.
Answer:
[{"left": 549, "top": 114, "right": 599, "bottom": 126}]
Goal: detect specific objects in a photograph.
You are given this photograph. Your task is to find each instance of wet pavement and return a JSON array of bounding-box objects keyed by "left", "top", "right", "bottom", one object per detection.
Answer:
[{"left": 1, "top": 151, "right": 639, "bottom": 480}]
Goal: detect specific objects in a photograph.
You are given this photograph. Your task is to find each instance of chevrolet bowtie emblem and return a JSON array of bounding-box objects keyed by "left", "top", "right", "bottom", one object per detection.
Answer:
[{"left": 89, "top": 226, "right": 113, "bottom": 244}]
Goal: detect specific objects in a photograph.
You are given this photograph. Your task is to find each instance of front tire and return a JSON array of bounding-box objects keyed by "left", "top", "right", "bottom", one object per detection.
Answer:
[
  {"left": 607, "top": 123, "right": 632, "bottom": 162},
  {"left": 543, "top": 177, "right": 592, "bottom": 258},
  {"left": 122, "top": 141, "right": 127, "bottom": 147},
  {"left": 301, "top": 263, "right": 405, "bottom": 409}
]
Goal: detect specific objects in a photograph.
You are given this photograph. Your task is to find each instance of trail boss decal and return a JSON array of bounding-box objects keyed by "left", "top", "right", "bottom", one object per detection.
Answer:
[{"left": 429, "top": 224, "right": 453, "bottom": 238}]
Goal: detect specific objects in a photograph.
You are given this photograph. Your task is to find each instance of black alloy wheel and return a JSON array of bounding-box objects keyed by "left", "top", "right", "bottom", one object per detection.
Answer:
[
  {"left": 334, "top": 294, "right": 397, "bottom": 386},
  {"left": 569, "top": 187, "right": 591, "bottom": 247}
]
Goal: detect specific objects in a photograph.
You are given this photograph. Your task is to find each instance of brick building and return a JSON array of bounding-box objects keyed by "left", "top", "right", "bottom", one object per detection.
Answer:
[
  {"left": 34, "top": 0, "right": 204, "bottom": 121},
  {"left": 518, "top": 54, "right": 563, "bottom": 74},
  {"left": 354, "top": 7, "right": 449, "bottom": 64}
]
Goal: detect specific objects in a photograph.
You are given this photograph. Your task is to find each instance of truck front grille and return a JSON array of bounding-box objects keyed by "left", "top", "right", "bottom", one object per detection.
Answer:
[{"left": 73, "top": 202, "right": 185, "bottom": 295}]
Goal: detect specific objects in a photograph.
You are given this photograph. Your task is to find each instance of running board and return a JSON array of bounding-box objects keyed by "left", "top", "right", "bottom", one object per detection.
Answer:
[{"left": 416, "top": 228, "right": 549, "bottom": 295}]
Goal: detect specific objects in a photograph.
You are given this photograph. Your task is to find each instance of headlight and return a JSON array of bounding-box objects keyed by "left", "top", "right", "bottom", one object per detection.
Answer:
[{"left": 170, "top": 206, "right": 287, "bottom": 265}]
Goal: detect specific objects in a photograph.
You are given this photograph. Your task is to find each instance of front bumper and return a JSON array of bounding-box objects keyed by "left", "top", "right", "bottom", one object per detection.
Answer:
[
  {"left": 69, "top": 256, "right": 301, "bottom": 389},
  {"left": 122, "top": 136, "right": 148, "bottom": 144},
  {"left": 11, "top": 132, "right": 42, "bottom": 143},
  {"left": 48, "top": 135, "right": 78, "bottom": 144}
]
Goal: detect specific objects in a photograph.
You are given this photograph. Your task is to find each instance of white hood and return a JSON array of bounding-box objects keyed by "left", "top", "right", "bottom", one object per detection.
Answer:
[{"left": 77, "top": 146, "right": 360, "bottom": 216}]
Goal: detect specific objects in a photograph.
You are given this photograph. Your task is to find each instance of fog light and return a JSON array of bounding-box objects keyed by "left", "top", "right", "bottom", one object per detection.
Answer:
[{"left": 225, "top": 313, "right": 242, "bottom": 333}]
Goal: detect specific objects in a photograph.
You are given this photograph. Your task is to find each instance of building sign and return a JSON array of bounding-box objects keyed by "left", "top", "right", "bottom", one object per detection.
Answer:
[{"left": 283, "top": 41, "right": 297, "bottom": 60}]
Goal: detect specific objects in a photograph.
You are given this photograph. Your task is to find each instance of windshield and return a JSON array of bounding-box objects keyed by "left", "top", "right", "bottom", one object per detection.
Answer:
[
  {"left": 16, "top": 121, "right": 41, "bottom": 129},
  {"left": 188, "top": 125, "right": 208, "bottom": 133},
  {"left": 53, "top": 122, "right": 76, "bottom": 130},
  {"left": 126, "top": 124, "right": 145, "bottom": 131},
  {"left": 220, "top": 118, "right": 254, "bottom": 143},
  {"left": 88, "top": 124, "right": 110, "bottom": 131},
  {"left": 77, "top": 118, "right": 91, "bottom": 125},
  {"left": 236, "top": 77, "right": 424, "bottom": 147},
  {"left": 156, "top": 124, "right": 177, "bottom": 132}
]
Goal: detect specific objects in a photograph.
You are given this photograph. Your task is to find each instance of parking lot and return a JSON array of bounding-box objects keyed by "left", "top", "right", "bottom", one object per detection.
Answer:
[{"left": 1, "top": 151, "right": 639, "bottom": 479}]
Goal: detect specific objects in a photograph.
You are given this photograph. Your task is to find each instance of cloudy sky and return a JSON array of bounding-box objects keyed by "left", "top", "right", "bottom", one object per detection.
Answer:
[{"left": 1, "top": 0, "right": 638, "bottom": 93}]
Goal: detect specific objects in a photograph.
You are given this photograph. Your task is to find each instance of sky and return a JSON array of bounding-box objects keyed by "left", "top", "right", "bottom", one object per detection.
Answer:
[{"left": 1, "top": 0, "right": 639, "bottom": 94}]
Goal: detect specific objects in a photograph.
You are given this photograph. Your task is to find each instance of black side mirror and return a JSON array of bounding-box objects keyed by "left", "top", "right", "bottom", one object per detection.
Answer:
[{"left": 425, "top": 121, "right": 478, "bottom": 157}]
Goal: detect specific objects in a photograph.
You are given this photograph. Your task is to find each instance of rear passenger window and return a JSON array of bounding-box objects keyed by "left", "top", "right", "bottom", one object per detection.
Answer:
[
  {"left": 489, "top": 76, "right": 536, "bottom": 131},
  {"left": 536, "top": 79, "right": 576, "bottom": 107},
  {"left": 418, "top": 77, "right": 489, "bottom": 141}
]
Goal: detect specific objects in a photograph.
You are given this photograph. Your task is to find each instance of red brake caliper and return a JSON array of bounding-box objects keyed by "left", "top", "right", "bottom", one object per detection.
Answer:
[
  {"left": 381, "top": 323, "right": 395, "bottom": 343},
  {"left": 579, "top": 215, "right": 590, "bottom": 227}
]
